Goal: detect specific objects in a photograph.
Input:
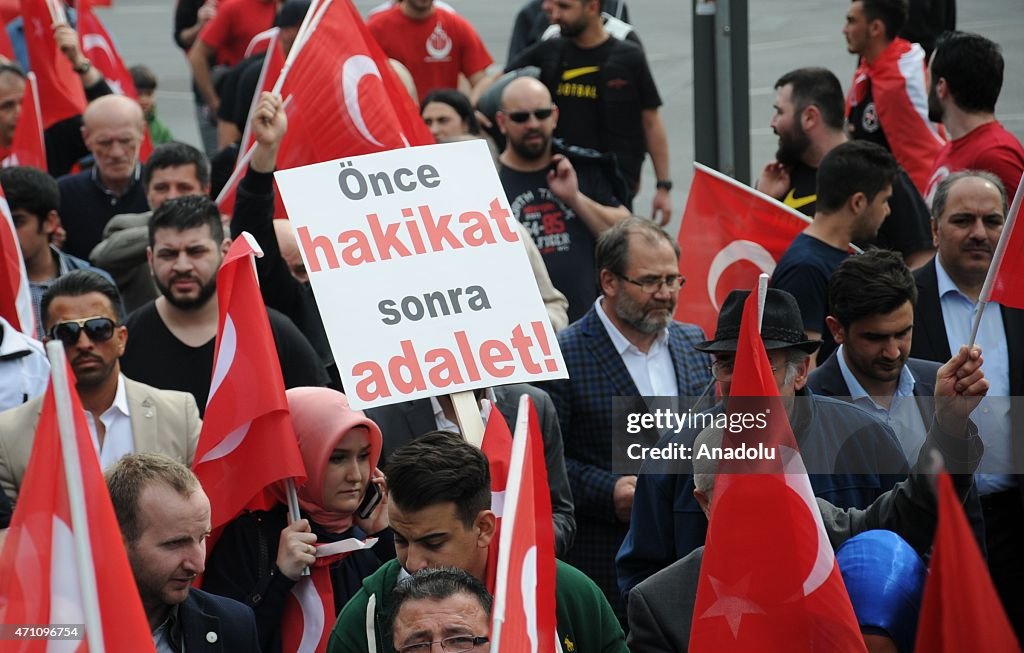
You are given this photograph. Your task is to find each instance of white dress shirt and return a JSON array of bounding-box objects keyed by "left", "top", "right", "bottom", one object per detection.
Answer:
[
  {"left": 85, "top": 373, "right": 135, "bottom": 469},
  {"left": 594, "top": 297, "right": 679, "bottom": 397}
]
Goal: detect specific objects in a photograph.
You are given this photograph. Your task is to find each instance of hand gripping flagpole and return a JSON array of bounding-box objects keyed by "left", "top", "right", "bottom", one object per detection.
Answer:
[
  {"left": 46, "top": 341, "right": 106, "bottom": 653},
  {"left": 967, "top": 171, "right": 1024, "bottom": 348}
]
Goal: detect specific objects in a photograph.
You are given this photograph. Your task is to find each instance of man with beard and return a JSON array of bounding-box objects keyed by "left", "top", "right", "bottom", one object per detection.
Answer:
[
  {"left": 506, "top": 0, "right": 672, "bottom": 225},
  {"left": 770, "top": 141, "right": 898, "bottom": 365},
  {"left": 537, "top": 217, "right": 712, "bottom": 625},
  {"left": 755, "top": 67, "right": 933, "bottom": 268},
  {"left": 0, "top": 271, "right": 200, "bottom": 507},
  {"left": 924, "top": 31, "right": 1024, "bottom": 202},
  {"left": 119, "top": 195, "right": 328, "bottom": 414},
  {"left": 497, "top": 76, "right": 629, "bottom": 323},
  {"left": 843, "top": 0, "right": 945, "bottom": 196},
  {"left": 910, "top": 171, "right": 1024, "bottom": 640}
]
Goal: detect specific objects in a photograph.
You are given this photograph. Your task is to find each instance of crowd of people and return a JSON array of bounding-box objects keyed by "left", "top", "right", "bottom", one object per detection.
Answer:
[{"left": 0, "top": 0, "right": 1022, "bottom": 650}]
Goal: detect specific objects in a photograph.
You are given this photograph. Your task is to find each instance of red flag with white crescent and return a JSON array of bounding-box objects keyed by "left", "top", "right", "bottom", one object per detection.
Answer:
[
  {"left": 689, "top": 289, "right": 865, "bottom": 651},
  {"left": 192, "top": 232, "right": 306, "bottom": 531},
  {"left": 0, "top": 357, "right": 156, "bottom": 652},
  {"left": 984, "top": 171, "right": 1024, "bottom": 310},
  {"left": 675, "top": 164, "right": 809, "bottom": 338},
  {"left": 76, "top": 0, "right": 137, "bottom": 98},
  {"left": 21, "top": 0, "right": 87, "bottom": 128},
  {"left": 491, "top": 396, "right": 557, "bottom": 653},
  {"left": 0, "top": 185, "right": 34, "bottom": 335}
]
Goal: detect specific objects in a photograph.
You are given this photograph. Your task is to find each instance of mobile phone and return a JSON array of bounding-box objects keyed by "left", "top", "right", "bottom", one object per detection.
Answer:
[{"left": 357, "top": 481, "right": 383, "bottom": 520}]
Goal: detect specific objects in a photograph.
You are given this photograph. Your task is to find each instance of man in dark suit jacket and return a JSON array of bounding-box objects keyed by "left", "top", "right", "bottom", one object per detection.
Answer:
[
  {"left": 106, "top": 454, "right": 259, "bottom": 651},
  {"left": 365, "top": 382, "right": 576, "bottom": 556},
  {"left": 909, "top": 171, "right": 1024, "bottom": 639},
  {"left": 538, "top": 218, "right": 713, "bottom": 623}
]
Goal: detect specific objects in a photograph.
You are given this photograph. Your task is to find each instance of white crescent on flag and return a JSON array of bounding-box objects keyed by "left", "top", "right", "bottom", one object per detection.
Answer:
[
  {"left": 341, "top": 55, "right": 385, "bottom": 147},
  {"left": 706, "top": 240, "right": 777, "bottom": 312}
]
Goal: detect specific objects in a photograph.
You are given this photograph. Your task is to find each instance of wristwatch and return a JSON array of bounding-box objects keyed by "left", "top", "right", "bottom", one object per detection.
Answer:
[
  {"left": 656, "top": 179, "right": 673, "bottom": 191},
  {"left": 73, "top": 60, "right": 92, "bottom": 75}
]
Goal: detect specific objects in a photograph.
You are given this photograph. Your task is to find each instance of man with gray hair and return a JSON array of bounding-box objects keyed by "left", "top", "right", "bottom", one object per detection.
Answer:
[
  {"left": 627, "top": 342, "right": 987, "bottom": 651},
  {"left": 390, "top": 568, "right": 492, "bottom": 653},
  {"left": 617, "top": 288, "right": 909, "bottom": 596},
  {"left": 910, "top": 169, "right": 1024, "bottom": 638},
  {"left": 105, "top": 453, "right": 259, "bottom": 650}
]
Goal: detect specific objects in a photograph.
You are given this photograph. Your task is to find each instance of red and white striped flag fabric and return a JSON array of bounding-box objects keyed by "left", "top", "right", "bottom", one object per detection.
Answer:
[
  {"left": 0, "top": 350, "right": 156, "bottom": 652},
  {"left": 481, "top": 406, "right": 513, "bottom": 593},
  {"left": 0, "top": 185, "right": 34, "bottom": 335},
  {"left": 192, "top": 231, "right": 306, "bottom": 530},
  {"left": 491, "top": 395, "right": 558, "bottom": 653}
]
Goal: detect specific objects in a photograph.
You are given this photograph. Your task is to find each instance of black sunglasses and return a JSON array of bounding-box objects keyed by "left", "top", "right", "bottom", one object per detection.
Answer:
[
  {"left": 505, "top": 107, "right": 554, "bottom": 123},
  {"left": 48, "top": 317, "right": 117, "bottom": 346}
]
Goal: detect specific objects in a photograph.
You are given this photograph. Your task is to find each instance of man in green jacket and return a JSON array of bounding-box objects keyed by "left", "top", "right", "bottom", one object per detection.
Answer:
[{"left": 328, "top": 431, "right": 627, "bottom": 653}]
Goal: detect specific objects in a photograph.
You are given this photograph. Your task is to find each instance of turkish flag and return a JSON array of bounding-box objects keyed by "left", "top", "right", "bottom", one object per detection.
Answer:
[
  {"left": 216, "top": 28, "right": 287, "bottom": 218},
  {"left": 491, "top": 396, "right": 558, "bottom": 653},
  {"left": 986, "top": 171, "right": 1024, "bottom": 310},
  {"left": 276, "top": 0, "right": 432, "bottom": 170},
  {"left": 0, "top": 355, "right": 156, "bottom": 652},
  {"left": 3, "top": 72, "right": 48, "bottom": 172},
  {"left": 192, "top": 232, "right": 306, "bottom": 531},
  {"left": 76, "top": 0, "right": 137, "bottom": 98},
  {"left": 481, "top": 406, "right": 513, "bottom": 593},
  {"left": 21, "top": 0, "right": 87, "bottom": 128},
  {"left": 0, "top": 186, "right": 34, "bottom": 335},
  {"left": 0, "top": 19, "right": 14, "bottom": 59},
  {"left": 914, "top": 471, "right": 1019, "bottom": 651},
  {"left": 689, "top": 288, "right": 866, "bottom": 652},
  {"left": 675, "top": 164, "right": 809, "bottom": 338}
]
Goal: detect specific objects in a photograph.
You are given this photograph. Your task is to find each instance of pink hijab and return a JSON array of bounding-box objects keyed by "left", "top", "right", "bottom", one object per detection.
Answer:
[{"left": 279, "top": 387, "right": 383, "bottom": 532}]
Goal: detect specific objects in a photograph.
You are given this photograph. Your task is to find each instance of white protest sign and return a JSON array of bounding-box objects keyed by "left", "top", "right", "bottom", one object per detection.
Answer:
[{"left": 274, "top": 139, "right": 568, "bottom": 410}]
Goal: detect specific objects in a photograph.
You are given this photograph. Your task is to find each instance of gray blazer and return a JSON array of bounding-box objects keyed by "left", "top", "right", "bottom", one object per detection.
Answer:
[{"left": 366, "top": 383, "right": 576, "bottom": 555}]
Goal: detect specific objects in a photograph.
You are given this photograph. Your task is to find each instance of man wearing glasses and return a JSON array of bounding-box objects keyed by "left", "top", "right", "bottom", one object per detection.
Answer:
[
  {"left": 390, "top": 568, "right": 492, "bottom": 653},
  {"left": 56, "top": 95, "right": 150, "bottom": 260},
  {"left": 536, "top": 217, "right": 712, "bottom": 625},
  {"left": 0, "top": 270, "right": 200, "bottom": 508},
  {"left": 496, "top": 76, "right": 629, "bottom": 324}
]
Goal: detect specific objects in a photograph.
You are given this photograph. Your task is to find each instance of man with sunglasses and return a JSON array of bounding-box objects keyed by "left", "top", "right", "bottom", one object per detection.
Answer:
[
  {"left": 535, "top": 217, "right": 712, "bottom": 625},
  {"left": 497, "top": 76, "right": 629, "bottom": 324},
  {"left": 0, "top": 270, "right": 201, "bottom": 508}
]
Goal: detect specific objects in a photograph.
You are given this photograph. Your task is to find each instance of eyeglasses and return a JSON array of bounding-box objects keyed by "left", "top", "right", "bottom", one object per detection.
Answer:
[
  {"left": 709, "top": 359, "right": 778, "bottom": 381},
  {"left": 616, "top": 273, "right": 685, "bottom": 294},
  {"left": 505, "top": 108, "right": 554, "bottom": 123},
  {"left": 48, "top": 317, "right": 117, "bottom": 346},
  {"left": 397, "top": 635, "right": 490, "bottom": 653}
]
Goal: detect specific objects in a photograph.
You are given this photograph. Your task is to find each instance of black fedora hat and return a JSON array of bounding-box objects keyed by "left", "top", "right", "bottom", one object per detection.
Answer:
[{"left": 694, "top": 288, "right": 822, "bottom": 354}]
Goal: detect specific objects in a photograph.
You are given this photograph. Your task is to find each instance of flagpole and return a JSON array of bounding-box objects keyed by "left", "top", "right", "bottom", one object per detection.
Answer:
[
  {"left": 214, "top": 94, "right": 293, "bottom": 207},
  {"left": 756, "top": 273, "right": 769, "bottom": 332},
  {"left": 46, "top": 342, "right": 106, "bottom": 653},
  {"left": 270, "top": 0, "right": 333, "bottom": 96},
  {"left": 966, "top": 171, "right": 1024, "bottom": 347}
]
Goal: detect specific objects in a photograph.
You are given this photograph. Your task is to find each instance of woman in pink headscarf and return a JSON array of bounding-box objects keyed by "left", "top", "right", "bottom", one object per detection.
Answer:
[{"left": 204, "top": 388, "right": 392, "bottom": 653}]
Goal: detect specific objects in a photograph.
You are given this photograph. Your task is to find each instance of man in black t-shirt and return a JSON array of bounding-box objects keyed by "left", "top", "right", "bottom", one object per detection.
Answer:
[
  {"left": 496, "top": 77, "right": 629, "bottom": 324},
  {"left": 756, "top": 67, "right": 934, "bottom": 268},
  {"left": 506, "top": 0, "right": 672, "bottom": 226},
  {"left": 119, "top": 195, "right": 327, "bottom": 414}
]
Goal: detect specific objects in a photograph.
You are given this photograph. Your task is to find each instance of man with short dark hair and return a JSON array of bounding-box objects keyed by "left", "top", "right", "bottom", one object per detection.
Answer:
[
  {"left": 617, "top": 288, "right": 909, "bottom": 596},
  {"left": 538, "top": 216, "right": 711, "bottom": 623},
  {"left": 507, "top": 0, "right": 672, "bottom": 224},
  {"left": 120, "top": 195, "right": 328, "bottom": 413},
  {"left": 57, "top": 95, "right": 150, "bottom": 259},
  {"left": 0, "top": 271, "right": 200, "bottom": 507},
  {"left": 0, "top": 165, "right": 114, "bottom": 338},
  {"left": 770, "top": 140, "right": 898, "bottom": 363},
  {"left": 755, "top": 67, "right": 933, "bottom": 267},
  {"left": 105, "top": 453, "right": 260, "bottom": 649},
  {"left": 390, "top": 568, "right": 492, "bottom": 653},
  {"left": 90, "top": 141, "right": 212, "bottom": 312},
  {"left": 328, "top": 431, "right": 627, "bottom": 653},
  {"left": 844, "top": 0, "right": 945, "bottom": 195},
  {"left": 911, "top": 170, "right": 1024, "bottom": 639},
  {"left": 925, "top": 31, "right": 1024, "bottom": 201},
  {"left": 496, "top": 76, "right": 629, "bottom": 323}
]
